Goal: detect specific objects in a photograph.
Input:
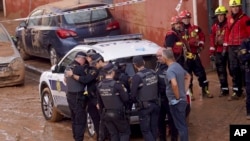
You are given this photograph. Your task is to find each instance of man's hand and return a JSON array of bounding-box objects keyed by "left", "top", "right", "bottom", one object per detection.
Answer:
[
  {"left": 65, "top": 69, "right": 73, "bottom": 77},
  {"left": 96, "top": 104, "right": 100, "bottom": 110}
]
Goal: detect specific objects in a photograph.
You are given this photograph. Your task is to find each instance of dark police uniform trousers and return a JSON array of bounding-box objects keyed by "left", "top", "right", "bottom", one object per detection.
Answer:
[{"left": 67, "top": 92, "right": 88, "bottom": 141}]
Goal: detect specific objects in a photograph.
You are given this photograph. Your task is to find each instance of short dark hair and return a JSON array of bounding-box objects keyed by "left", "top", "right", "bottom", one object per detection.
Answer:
[{"left": 132, "top": 56, "right": 145, "bottom": 67}]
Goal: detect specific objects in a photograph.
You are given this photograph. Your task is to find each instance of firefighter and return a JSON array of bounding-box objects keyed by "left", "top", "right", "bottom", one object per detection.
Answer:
[
  {"left": 239, "top": 38, "right": 250, "bottom": 119},
  {"left": 179, "top": 10, "right": 213, "bottom": 98},
  {"left": 209, "top": 6, "right": 230, "bottom": 97},
  {"left": 164, "top": 16, "right": 185, "bottom": 67},
  {"left": 224, "top": 0, "right": 250, "bottom": 100}
]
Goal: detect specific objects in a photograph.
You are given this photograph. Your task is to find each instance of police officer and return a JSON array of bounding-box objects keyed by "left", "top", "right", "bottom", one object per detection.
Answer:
[
  {"left": 179, "top": 10, "right": 213, "bottom": 98},
  {"left": 239, "top": 38, "right": 250, "bottom": 119},
  {"left": 85, "top": 49, "right": 101, "bottom": 140},
  {"left": 114, "top": 59, "right": 131, "bottom": 93},
  {"left": 90, "top": 53, "right": 110, "bottom": 141},
  {"left": 97, "top": 63, "right": 130, "bottom": 141},
  {"left": 209, "top": 6, "right": 230, "bottom": 97},
  {"left": 131, "top": 56, "right": 160, "bottom": 141},
  {"left": 64, "top": 52, "right": 88, "bottom": 141},
  {"left": 224, "top": 0, "right": 250, "bottom": 100},
  {"left": 66, "top": 52, "right": 108, "bottom": 141},
  {"left": 156, "top": 48, "right": 178, "bottom": 141}
]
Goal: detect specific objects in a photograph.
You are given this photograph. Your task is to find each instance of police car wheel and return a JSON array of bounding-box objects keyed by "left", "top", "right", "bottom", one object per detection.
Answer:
[
  {"left": 41, "top": 87, "right": 63, "bottom": 122},
  {"left": 87, "top": 113, "right": 96, "bottom": 138}
]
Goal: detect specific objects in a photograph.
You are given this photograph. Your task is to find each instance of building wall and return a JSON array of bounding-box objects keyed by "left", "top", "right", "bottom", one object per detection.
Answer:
[
  {"left": 6, "top": 0, "right": 236, "bottom": 69},
  {"left": 112, "top": 0, "right": 211, "bottom": 68},
  {"left": 5, "top": 0, "right": 60, "bottom": 18}
]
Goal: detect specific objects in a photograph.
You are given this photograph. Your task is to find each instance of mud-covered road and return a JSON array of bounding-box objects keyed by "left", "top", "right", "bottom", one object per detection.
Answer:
[{"left": 0, "top": 72, "right": 75, "bottom": 141}]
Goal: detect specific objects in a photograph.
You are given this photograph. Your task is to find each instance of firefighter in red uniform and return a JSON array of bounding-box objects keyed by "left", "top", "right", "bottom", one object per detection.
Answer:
[
  {"left": 179, "top": 10, "right": 213, "bottom": 99},
  {"left": 224, "top": 0, "right": 250, "bottom": 101},
  {"left": 210, "top": 6, "right": 230, "bottom": 97},
  {"left": 164, "top": 16, "right": 185, "bottom": 67}
]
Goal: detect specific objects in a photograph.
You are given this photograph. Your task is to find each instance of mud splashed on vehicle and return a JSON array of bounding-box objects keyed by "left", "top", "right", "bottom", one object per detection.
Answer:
[{"left": 0, "top": 42, "right": 14, "bottom": 57}]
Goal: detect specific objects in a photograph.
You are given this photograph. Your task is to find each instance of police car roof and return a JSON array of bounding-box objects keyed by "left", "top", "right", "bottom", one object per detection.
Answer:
[{"left": 73, "top": 38, "right": 160, "bottom": 61}]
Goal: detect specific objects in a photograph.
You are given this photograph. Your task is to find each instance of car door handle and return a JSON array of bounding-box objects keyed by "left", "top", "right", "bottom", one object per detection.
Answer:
[{"left": 43, "top": 33, "right": 48, "bottom": 35}]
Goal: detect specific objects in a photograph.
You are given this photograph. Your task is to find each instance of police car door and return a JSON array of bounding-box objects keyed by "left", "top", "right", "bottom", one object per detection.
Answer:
[{"left": 48, "top": 51, "right": 78, "bottom": 115}]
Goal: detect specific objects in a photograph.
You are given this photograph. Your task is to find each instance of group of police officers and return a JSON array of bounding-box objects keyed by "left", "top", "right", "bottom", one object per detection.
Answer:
[{"left": 64, "top": 0, "right": 250, "bottom": 140}]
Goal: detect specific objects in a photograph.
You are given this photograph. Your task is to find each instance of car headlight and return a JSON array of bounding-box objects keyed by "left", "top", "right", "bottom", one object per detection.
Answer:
[{"left": 8, "top": 57, "right": 24, "bottom": 71}]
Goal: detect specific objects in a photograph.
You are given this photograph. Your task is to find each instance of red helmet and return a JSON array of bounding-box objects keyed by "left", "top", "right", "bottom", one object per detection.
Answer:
[
  {"left": 171, "top": 16, "right": 182, "bottom": 25},
  {"left": 179, "top": 10, "right": 192, "bottom": 18}
]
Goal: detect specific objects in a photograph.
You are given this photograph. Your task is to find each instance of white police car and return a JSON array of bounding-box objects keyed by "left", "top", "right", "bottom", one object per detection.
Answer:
[{"left": 38, "top": 34, "right": 161, "bottom": 137}]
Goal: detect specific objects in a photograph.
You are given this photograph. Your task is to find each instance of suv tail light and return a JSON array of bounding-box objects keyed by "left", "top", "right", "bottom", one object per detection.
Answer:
[
  {"left": 106, "top": 21, "right": 120, "bottom": 31},
  {"left": 56, "top": 29, "right": 77, "bottom": 39}
]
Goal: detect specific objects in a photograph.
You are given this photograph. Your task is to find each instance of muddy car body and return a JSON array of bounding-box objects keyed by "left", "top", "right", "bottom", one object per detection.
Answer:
[
  {"left": 0, "top": 24, "right": 25, "bottom": 87},
  {"left": 38, "top": 34, "right": 160, "bottom": 136},
  {"left": 16, "top": 0, "right": 120, "bottom": 66}
]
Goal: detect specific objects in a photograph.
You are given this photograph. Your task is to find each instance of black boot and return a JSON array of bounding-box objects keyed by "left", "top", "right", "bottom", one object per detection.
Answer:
[{"left": 202, "top": 82, "right": 213, "bottom": 98}]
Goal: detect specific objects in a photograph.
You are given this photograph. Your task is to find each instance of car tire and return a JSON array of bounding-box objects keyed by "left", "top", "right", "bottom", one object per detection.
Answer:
[
  {"left": 87, "top": 113, "right": 96, "bottom": 138},
  {"left": 49, "top": 48, "right": 59, "bottom": 66},
  {"left": 17, "top": 41, "right": 31, "bottom": 60},
  {"left": 41, "top": 87, "right": 63, "bottom": 122}
]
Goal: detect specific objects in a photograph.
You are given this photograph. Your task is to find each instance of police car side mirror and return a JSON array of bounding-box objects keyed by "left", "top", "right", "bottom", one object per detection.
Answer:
[
  {"left": 51, "top": 65, "right": 57, "bottom": 73},
  {"left": 19, "top": 21, "right": 27, "bottom": 28}
]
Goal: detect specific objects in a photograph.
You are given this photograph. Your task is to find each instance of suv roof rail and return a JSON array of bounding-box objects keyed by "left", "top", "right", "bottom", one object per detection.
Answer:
[{"left": 84, "top": 33, "right": 143, "bottom": 44}]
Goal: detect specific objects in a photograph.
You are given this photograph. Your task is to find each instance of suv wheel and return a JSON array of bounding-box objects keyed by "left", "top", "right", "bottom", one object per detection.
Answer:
[
  {"left": 17, "top": 41, "right": 31, "bottom": 60},
  {"left": 41, "top": 87, "right": 63, "bottom": 122},
  {"left": 50, "top": 48, "right": 59, "bottom": 66},
  {"left": 87, "top": 113, "right": 96, "bottom": 137}
]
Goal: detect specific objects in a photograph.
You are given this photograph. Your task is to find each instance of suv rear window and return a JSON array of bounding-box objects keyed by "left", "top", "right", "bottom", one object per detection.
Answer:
[{"left": 63, "top": 9, "right": 109, "bottom": 25}]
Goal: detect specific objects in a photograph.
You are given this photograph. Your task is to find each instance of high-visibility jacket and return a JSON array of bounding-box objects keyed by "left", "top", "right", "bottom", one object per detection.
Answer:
[
  {"left": 182, "top": 24, "right": 205, "bottom": 54},
  {"left": 224, "top": 10, "right": 250, "bottom": 46},
  {"left": 210, "top": 21, "right": 228, "bottom": 53}
]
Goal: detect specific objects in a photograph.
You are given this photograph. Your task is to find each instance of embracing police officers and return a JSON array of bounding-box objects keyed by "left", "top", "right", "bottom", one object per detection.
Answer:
[
  {"left": 97, "top": 63, "right": 130, "bottom": 141},
  {"left": 64, "top": 52, "right": 88, "bottom": 141},
  {"left": 131, "top": 56, "right": 160, "bottom": 141}
]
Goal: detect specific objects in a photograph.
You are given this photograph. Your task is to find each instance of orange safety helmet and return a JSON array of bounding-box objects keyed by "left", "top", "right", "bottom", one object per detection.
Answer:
[
  {"left": 171, "top": 16, "right": 182, "bottom": 25},
  {"left": 179, "top": 10, "right": 192, "bottom": 18}
]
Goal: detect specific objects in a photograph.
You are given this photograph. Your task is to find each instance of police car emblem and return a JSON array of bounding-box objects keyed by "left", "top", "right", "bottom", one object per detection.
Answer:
[{"left": 56, "top": 80, "right": 61, "bottom": 91}]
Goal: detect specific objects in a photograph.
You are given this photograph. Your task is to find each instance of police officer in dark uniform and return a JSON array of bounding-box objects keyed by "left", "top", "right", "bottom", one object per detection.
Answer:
[
  {"left": 239, "top": 37, "right": 250, "bottom": 119},
  {"left": 156, "top": 48, "right": 178, "bottom": 141},
  {"left": 90, "top": 53, "right": 110, "bottom": 141},
  {"left": 85, "top": 50, "right": 101, "bottom": 140},
  {"left": 67, "top": 52, "right": 108, "bottom": 141},
  {"left": 131, "top": 56, "right": 160, "bottom": 141},
  {"left": 97, "top": 63, "right": 130, "bottom": 141},
  {"left": 114, "top": 59, "right": 131, "bottom": 93},
  {"left": 64, "top": 52, "right": 88, "bottom": 141}
]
